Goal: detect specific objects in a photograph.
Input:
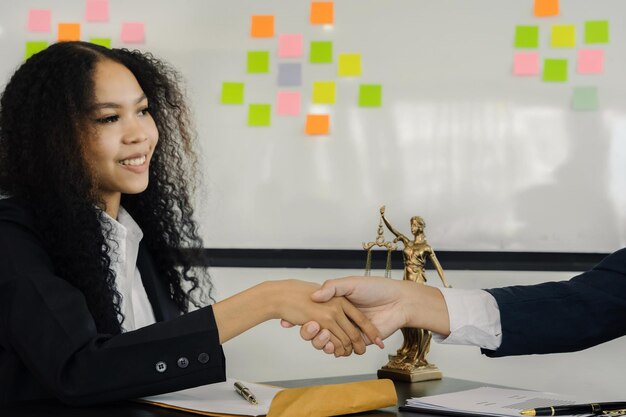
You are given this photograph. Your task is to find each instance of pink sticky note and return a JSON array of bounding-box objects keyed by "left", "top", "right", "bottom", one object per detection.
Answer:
[
  {"left": 121, "top": 22, "right": 145, "bottom": 43},
  {"left": 86, "top": 0, "right": 109, "bottom": 22},
  {"left": 278, "top": 34, "right": 303, "bottom": 58},
  {"left": 28, "top": 9, "right": 51, "bottom": 32},
  {"left": 276, "top": 91, "right": 301, "bottom": 116},
  {"left": 578, "top": 49, "right": 604, "bottom": 74},
  {"left": 513, "top": 52, "right": 540, "bottom": 76}
]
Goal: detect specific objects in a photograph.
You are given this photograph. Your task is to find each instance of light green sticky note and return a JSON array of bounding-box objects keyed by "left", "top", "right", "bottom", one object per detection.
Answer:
[
  {"left": 312, "top": 81, "right": 336, "bottom": 104},
  {"left": 543, "top": 59, "right": 568, "bottom": 82},
  {"left": 551, "top": 25, "right": 576, "bottom": 48},
  {"left": 24, "top": 41, "right": 48, "bottom": 60},
  {"left": 221, "top": 82, "right": 244, "bottom": 104},
  {"left": 90, "top": 38, "right": 111, "bottom": 48},
  {"left": 358, "top": 84, "right": 382, "bottom": 107},
  {"left": 310, "top": 41, "right": 333, "bottom": 63},
  {"left": 585, "top": 20, "right": 609, "bottom": 44},
  {"left": 247, "top": 51, "right": 270, "bottom": 73},
  {"left": 572, "top": 86, "right": 598, "bottom": 111},
  {"left": 514, "top": 26, "right": 539, "bottom": 48},
  {"left": 248, "top": 104, "right": 271, "bottom": 126},
  {"left": 338, "top": 53, "right": 362, "bottom": 76}
]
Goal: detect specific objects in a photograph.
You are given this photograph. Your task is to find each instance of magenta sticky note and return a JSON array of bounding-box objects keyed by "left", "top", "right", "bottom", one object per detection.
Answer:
[
  {"left": 278, "top": 34, "right": 303, "bottom": 58},
  {"left": 121, "top": 22, "right": 145, "bottom": 43},
  {"left": 28, "top": 9, "right": 51, "bottom": 32},
  {"left": 577, "top": 49, "right": 604, "bottom": 74},
  {"left": 513, "top": 52, "right": 540, "bottom": 76},
  {"left": 276, "top": 91, "right": 301, "bottom": 116},
  {"left": 86, "top": 0, "right": 109, "bottom": 22}
]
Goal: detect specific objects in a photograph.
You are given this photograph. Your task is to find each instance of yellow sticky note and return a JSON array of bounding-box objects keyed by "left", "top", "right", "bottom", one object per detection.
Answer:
[
  {"left": 338, "top": 53, "right": 361, "bottom": 76},
  {"left": 312, "top": 81, "right": 336, "bottom": 104},
  {"left": 551, "top": 25, "right": 576, "bottom": 48},
  {"left": 58, "top": 23, "right": 81, "bottom": 42},
  {"left": 305, "top": 114, "right": 330, "bottom": 135}
]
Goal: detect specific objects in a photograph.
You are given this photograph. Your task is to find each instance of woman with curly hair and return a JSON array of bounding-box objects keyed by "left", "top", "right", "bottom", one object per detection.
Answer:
[{"left": 0, "top": 41, "right": 382, "bottom": 406}]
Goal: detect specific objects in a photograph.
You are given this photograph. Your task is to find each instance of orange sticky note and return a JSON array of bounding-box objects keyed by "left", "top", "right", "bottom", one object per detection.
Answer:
[
  {"left": 534, "top": 0, "right": 559, "bottom": 17},
  {"left": 251, "top": 15, "right": 274, "bottom": 38},
  {"left": 305, "top": 114, "right": 330, "bottom": 135},
  {"left": 58, "top": 23, "right": 80, "bottom": 42},
  {"left": 310, "top": 2, "right": 334, "bottom": 25}
]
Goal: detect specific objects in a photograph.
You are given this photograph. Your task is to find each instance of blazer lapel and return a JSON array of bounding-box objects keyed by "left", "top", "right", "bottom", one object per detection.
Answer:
[{"left": 136, "top": 242, "right": 181, "bottom": 322}]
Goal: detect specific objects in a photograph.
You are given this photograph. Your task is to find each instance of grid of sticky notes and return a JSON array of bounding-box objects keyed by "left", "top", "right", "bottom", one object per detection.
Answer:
[
  {"left": 513, "top": 0, "right": 608, "bottom": 111},
  {"left": 25, "top": 0, "right": 147, "bottom": 60},
  {"left": 220, "top": 1, "right": 383, "bottom": 136}
]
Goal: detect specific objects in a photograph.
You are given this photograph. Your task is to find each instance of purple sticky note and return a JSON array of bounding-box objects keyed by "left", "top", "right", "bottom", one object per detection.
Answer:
[
  {"left": 278, "top": 34, "right": 303, "bottom": 58},
  {"left": 577, "top": 49, "right": 604, "bottom": 74},
  {"left": 28, "top": 9, "right": 51, "bottom": 32},
  {"left": 513, "top": 52, "right": 540, "bottom": 76},
  {"left": 86, "top": 0, "right": 109, "bottom": 22},
  {"left": 121, "top": 22, "right": 145, "bottom": 43},
  {"left": 276, "top": 91, "right": 301, "bottom": 116},
  {"left": 277, "top": 63, "right": 302, "bottom": 86}
]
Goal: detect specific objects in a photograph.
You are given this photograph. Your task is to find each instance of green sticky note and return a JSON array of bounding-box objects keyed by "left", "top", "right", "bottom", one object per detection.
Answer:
[
  {"left": 310, "top": 41, "right": 333, "bottom": 63},
  {"left": 221, "top": 82, "right": 244, "bottom": 104},
  {"left": 24, "top": 41, "right": 48, "bottom": 60},
  {"left": 248, "top": 104, "right": 271, "bottom": 126},
  {"left": 312, "top": 81, "right": 336, "bottom": 104},
  {"left": 359, "top": 84, "right": 382, "bottom": 107},
  {"left": 572, "top": 86, "right": 598, "bottom": 111},
  {"left": 551, "top": 25, "right": 576, "bottom": 48},
  {"left": 338, "top": 53, "right": 362, "bottom": 76},
  {"left": 514, "top": 26, "right": 539, "bottom": 48},
  {"left": 247, "top": 51, "right": 270, "bottom": 73},
  {"left": 543, "top": 59, "right": 568, "bottom": 82},
  {"left": 90, "top": 38, "right": 111, "bottom": 48},
  {"left": 585, "top": 20, "right": 609, "bottom": 44}
]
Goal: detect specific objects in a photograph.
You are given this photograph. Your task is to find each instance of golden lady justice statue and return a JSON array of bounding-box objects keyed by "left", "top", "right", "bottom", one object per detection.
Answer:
[{"left": 366, "top": 206, "right": 451, "bottom": 383}]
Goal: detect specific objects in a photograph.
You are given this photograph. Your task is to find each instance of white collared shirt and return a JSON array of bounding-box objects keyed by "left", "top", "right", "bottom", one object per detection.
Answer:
[{"left": 101, "top": 207, "right": 156, "bottom": 332}]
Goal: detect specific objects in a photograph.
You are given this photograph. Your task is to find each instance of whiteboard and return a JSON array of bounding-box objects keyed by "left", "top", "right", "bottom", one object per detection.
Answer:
[{"left": 1, "top": 0, "right": 626, "bottom": 253}]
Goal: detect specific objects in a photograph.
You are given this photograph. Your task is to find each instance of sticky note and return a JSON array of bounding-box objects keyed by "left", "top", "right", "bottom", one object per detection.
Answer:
[
  {"left": 585, "top": 21, "right": 609, "bottom": 44},
  {"left": 358, "top": 85, "right": 382, "bottom": 107},
  {"left": 534, "top": 0, "right": 559, "bottom": 17},
  {"left": 221, "top": 82, "right": 245, "bottom": 104},
  {"left": 58, "top": 23, "right": 81, "bottom": 42},
  {"left": 305, "top": 114, "right": 330, "bottom": 135},
  {"left": 577, "top": 49, "right": 603, "bottom": 74},
  {"left": 338, "top": 54, "right": 361, "bottom": 76},
  {"left": 543, "top": 59, "right": 568, "bottom": 82},
  {"left": 278, "top": 34, "right": 303, "bottom": 58},
  {"left": 514, "top": 26, "right": 539, "bottom": 48},
  {"left": 513, "top": 52, "right": 540, "bottom": 76},
  {"left": 247, "top": 51, "right": 270, "bottom": 73},
  {"left": 277, "top": 63, "right": 302, "bottom": 86},
  {"left": 24, "top": 41, "right": 48, "bottom": 60},
  {"left": 276, "top": 91, "right": 301, "bottom": 116},
  {"left": 90, "top": 38, "right": 112, "bottom": 48},
  {"left": 121, "top": 22, "right": 145, "bottom": 43},
  {"left": 572, "top": 86, "right": 598, "bottom": 111},
  {"left": 310, "top": 41, "right": 333, "bottom": 63},
  {"left": 551, "top": 25, "right": 576, "bottom": 48},
  {"left": 310, "top": 2, "right": 334, "bottom": 25},
  {"left": 251, "top": 15, "right": 274, "bottom": 38},
  {"left": 312, "top": 81, "right": 336, "bottom": 104},
  {"left": 28, "top": 9, "right": 51, "bottom": 32},
  {"left": 86, "top": 0, "right": 109, "bottom": 22},
  {"left": 248, "top": 104, "right": 271, "bottom": 126}
]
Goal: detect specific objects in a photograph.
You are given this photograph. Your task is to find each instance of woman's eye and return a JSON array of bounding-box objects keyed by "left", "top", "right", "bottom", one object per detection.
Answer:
[
  {"left": 139, "top": 107, "right": 150, "bottom": 116},
  {"left": 96, "top": 115, "right": 119, "bottom": 124}
]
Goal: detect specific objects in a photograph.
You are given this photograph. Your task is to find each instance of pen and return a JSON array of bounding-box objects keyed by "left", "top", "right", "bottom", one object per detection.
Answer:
[
  {"left": 234, "top": 381, "right": 258, "bottom": 405},
  {"left": 520, "top": 401, "right": 626, "bottom": 416}
]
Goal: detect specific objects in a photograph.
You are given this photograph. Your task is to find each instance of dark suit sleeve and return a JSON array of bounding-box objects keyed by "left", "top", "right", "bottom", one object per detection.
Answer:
[
  {"left": 481, "top": 248, "right": 626, "bottom": 357},
  {"left": 0, "top": 210, "right": 226, "bottom": 405}
]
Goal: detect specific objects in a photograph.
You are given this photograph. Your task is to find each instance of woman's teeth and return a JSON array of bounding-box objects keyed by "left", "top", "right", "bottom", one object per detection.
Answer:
[{"left": 119, "top": 155, "right": 146, "bottom": 166}]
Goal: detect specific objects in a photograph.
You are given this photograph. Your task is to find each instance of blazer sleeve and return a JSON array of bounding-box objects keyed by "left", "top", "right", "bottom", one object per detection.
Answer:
[
  {"left": 0, "top": 207, "right": 226, "bottom": 406},
  {"left": 481, "top": 248, "right": 626, "bottom": 357}
]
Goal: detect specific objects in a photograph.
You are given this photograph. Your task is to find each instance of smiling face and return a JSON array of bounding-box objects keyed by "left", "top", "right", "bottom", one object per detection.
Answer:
[{"left": 83, "top": 59, "right": 159, "bottom": 217}]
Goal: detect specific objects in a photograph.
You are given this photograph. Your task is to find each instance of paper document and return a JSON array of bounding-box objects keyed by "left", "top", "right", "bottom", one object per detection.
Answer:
[{"left": 405, "top": 387, "right": 591, "bottom": 417}]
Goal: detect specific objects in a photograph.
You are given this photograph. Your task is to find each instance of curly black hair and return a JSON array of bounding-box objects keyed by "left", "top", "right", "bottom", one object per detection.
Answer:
[{"left": 0, "top": 41, "right": 212, "bottom": 335}]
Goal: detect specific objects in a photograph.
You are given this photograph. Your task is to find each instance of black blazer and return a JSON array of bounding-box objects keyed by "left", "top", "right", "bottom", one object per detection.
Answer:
[
  {"left": 0, "top": 198, "right": 225, "bottom": 406},
  {"left": 482, "top": 248, "right": 626, "bottom": 357}
]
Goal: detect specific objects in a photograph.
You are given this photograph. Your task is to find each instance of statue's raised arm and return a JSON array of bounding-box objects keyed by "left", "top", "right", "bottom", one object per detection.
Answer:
[{"left": 380, "top": 206, "right": 408, "bottom": 244}]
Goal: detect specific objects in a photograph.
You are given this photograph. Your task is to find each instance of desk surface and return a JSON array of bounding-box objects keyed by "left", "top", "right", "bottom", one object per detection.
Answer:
[{"left": 3, "top": 374, "right": 507, "bottom": 417}]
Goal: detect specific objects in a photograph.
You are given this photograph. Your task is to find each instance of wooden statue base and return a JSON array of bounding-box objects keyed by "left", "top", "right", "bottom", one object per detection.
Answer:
[{"left": 377, "top": 363, "right": 443, "bottom": 383}]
